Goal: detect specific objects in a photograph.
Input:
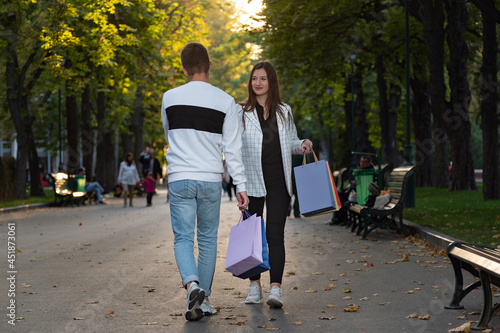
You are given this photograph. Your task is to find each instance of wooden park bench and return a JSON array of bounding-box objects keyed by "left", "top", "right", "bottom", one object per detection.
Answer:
[
  {"left": 49, "top": 173, "right": 73, "bottom": 206},
  {"left": 347, "top": 165, "right": 416, "bottom": 239},
  {"left": 49, "top": 173, "right": 88, "bottom": 206},
  {"left": 334, "top": 167, "right": 349, "bottom": 191},
  {"left": 445, "top": 241, "right": 500, "bottom": 330}
]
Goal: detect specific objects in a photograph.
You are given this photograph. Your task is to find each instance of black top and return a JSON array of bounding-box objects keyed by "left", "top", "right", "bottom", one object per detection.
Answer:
[{"left": 256, "top": 103, "right": 283, "bottom": 167}]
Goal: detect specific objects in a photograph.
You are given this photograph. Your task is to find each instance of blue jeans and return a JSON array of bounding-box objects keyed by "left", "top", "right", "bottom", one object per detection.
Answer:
[
  {"left": 85, "top": 182, "right": 104, "bottom": 202},
  {"left": 169, "top": 180, "right": 222, "bottom": 296}
]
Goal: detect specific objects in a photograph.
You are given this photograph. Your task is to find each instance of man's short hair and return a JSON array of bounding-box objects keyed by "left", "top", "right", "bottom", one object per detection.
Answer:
[{"left": 181, "top": 42, "right": 210, "bottom": 76}]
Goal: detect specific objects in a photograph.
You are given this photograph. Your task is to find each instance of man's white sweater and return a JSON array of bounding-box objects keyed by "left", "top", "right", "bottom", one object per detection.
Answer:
[{"left": 161, "top": 81, "right": 246, "bottom": 193}]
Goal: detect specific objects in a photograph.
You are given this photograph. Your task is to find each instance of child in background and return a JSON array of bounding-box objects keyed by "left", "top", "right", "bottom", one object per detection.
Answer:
[{"left": 140, "top": 171, "right": 156, "bottom": 207}]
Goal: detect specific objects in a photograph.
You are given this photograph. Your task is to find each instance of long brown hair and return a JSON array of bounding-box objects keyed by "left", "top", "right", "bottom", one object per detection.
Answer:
[
  {"left": 124, "top": 152, "right": 134, "bottom": 166},
  {"left": 240, "top": 62, "right": 290, "bottom": 130}
]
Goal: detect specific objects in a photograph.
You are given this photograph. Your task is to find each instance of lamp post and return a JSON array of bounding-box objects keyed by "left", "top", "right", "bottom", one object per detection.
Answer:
[
  {"left": 348, "top": 54, "right": 357, "bottom": 171},
  {"left": 403, "top": 0, "right": 415, "bottom": 207},
  {"left": 326, "top": 86, "right": 333, "bottom": 167}
]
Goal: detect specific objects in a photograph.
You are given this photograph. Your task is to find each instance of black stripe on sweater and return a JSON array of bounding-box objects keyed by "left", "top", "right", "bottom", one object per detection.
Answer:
[{"left": 166, "top": 105, "right": 226, "bottom": 134}]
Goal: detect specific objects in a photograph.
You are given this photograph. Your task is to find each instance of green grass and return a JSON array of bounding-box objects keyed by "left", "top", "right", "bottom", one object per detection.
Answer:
[
  {"left": 0, "top": 189, "right": 54, "bottom": 209},
  {"left": 404, "top": 185, "right": 500, "bottom": 247}
]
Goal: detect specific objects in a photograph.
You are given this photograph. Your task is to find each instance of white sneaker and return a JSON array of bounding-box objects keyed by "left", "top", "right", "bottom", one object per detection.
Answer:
[
  {"left": 267, "top": 286, "right": 283, "bottom": 308},
  {"left": 245, "top": 282, "right": 263, "bottom": 304},
  {"left": 185, "top": 282, "right": 205, "bottom": 321},
  {"left": 200, "top": 299, "right": 217, "bottom": 316}
]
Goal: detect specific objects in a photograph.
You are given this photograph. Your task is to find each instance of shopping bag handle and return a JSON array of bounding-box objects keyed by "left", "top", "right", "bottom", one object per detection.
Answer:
[
  {"left": 239, "top": 210, "right": 251, "bottom": 223},
  {"left": 302, "top": 151, "right": 319, "bottom": 165}
]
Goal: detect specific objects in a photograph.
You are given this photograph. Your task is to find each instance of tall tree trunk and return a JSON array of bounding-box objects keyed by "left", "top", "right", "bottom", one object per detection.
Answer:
[
  {"left": 419, "top": 0, "right": 449, "bottom": 188},
  {"left": 444, "top": 0, "right": 477, "bottom": 191},
  {"left": 342, "top": 75, "right": 354, "bottom": 168},
  {"left": 26, "top": 116, "right": 44, "bottom": 196},
  {"left": 5, "top": 43, "right": 44, "bottom": 198},
  {"left": 81, "top": 84, "right": 94, "bottom": 179},
  {"left": 354, "top": 69, "right": 373, "bottom": 156},
  {"left": 411, "top": 63, "right": 434, "bottom": 187},
  {"left": 388, "top": 84, "right": 402, "bottom": 166},
  {"left": 132, "top": 86, "right": 145, "bottom": 161},
  {"left": 480, "top": 3, "right": 500, "bottom": 199},
  {"left": 95, "top": 87, "right": 116, "bottom": 191},
  {"left": 121, "top": 133, "right": 132, "bottom": 159},
  {"left": 376, "top": 56, "right": 391, "bottom": 164},
  {"left": 377, "top": 55, "right": 401, "bottom": 167},
  {"left": 66, "top": 84, "right": 80, "bottom": 173}
]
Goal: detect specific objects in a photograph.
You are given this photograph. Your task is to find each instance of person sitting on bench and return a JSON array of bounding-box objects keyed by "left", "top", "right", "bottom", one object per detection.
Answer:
[{"left": 78, "top": 168, "right": 106, "bottom": 205}]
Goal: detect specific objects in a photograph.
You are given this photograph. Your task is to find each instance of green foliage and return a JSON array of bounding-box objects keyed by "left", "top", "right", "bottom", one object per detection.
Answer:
[{"left": 207, "top": 1, "right": 258, "bottom": 102}]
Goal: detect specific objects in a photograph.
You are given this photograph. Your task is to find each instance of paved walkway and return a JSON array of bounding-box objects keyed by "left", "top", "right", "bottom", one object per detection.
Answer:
[{"left": 1, "top": 190, "right": 498, "bottom": 332}]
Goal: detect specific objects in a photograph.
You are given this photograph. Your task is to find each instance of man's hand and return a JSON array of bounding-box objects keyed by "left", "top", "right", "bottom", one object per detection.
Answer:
[{"left": 236, "top": 191, "right": 249, "bottom": 212}]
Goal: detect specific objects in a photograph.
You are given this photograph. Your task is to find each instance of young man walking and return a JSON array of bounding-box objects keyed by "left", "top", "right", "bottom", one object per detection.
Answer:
[{"left": 161, "top": 42, "right": 249, "bottom": 321}]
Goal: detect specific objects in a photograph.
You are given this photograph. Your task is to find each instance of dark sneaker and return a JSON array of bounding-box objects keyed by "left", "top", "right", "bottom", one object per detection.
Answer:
[{"left": 185, "top": 282, "right": 205, "bottom": 321}]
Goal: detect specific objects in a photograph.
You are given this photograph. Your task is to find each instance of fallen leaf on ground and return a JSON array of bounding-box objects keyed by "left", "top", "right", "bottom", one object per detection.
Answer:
[
  {"left": 268, "top": 318, "right": 276, "bottom": 321},
  {"left": 447, "top": 321, "right": 471, "bottom": 332},
  {"left": 343, "top": 304, "right": 360, "bottom": 312},
  {"left": 312, "top": 271, "right": 323, "bottom": 275},
  {"left": 305, "top": 288, "right": 317, "bottom": 293},
  {"left": 456, "top": 315, "right": 467, "bottom": 320},
  {"left": 343, "top": 288, "right": 351, "bottom": 293},
  {"left": 319, "top": 316, "right": 336, "bottom": 320},
  {"left": 105, "top": 310, "right": 115, "bottom": 318},
  {"left": 418, "top": 314, "right": 431, "bottom": 320},
  {"left": 293, "top": 321, "right": 302, "bottom": 325},
  {"left": 169, "top": 313, "right": 182, "bottom": 316},
  {"left": 342, "top": 296, "right": 352, "bottom": 300},
  {"left": 407, "top": 314, "right": 419, "bottom": 318},
  {"left": 287, "top": 271, "right": 296, "bottom": 275},
  {"left": 221, "top": 315, "right": 236, "bottom": 320},
  {"left": 326, "top": 304, "right": 335, "bottom": 308},
  {"left": 74, "top": 317, "right": 84, "bottom": 320},
  {"left": 229, "top": 321, "right": 245, "bottom": 325},
  {"left": 360, "top": 297, "right": 369, "bottom": 301},
  {"left": 406, "top": 290, "right": 414, "bottom": 294}
]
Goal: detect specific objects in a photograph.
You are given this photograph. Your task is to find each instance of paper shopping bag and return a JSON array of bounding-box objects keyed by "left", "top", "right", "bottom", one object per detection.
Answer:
[
  {"left": 225, "top": 213, "right": 264, "bottom": 276},
  {"left": 236, "top": 217, "right": 270, "bottom": 279},
  {"left": 294, "top": 153, "right": 342, "bottom": 217}
]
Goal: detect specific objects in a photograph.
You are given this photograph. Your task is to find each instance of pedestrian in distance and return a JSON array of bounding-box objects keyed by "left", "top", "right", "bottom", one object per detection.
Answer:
[
  {"left": 140, "top": 171, "right": 156, "bottom": 206},
  {"left": 161, "top": 42, "right": 249, "bottom": 321},
  {"left": 238, "top": 61, "right": 313, "bottom": 308},
  {"left": 117, "top": 152, "right": 140, "bottom": 208},
  {"left": 139, "top": 147, "right": 163, "bottom": 182}
]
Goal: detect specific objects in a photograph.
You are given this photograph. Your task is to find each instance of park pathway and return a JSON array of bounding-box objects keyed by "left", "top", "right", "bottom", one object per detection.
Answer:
[{"left": 1, "top": 189, "right": 496, "bottom": 332}]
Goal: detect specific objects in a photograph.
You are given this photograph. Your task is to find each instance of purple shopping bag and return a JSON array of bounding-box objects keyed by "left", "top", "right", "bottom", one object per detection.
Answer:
[
  {"left": 235, "top": 217, "right": 270, "bottom": 279},
  {"left": 225, "top": 213, "right": 264, "bottom": 277}
]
